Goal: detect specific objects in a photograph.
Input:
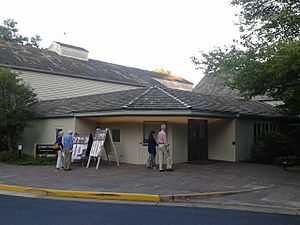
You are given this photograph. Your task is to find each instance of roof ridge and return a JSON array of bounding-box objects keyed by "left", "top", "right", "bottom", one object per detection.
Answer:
[
  {"left": 122, "top": 87, "right": 153, "bottom": 109},
  {"left": 155, "top": 86, "right": 192, "bottom": 109}
]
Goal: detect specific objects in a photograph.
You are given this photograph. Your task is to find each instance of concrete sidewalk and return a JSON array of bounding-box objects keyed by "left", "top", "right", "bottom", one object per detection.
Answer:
[{"left": 0, "top": 161, "right": 299, "bottom": 214}]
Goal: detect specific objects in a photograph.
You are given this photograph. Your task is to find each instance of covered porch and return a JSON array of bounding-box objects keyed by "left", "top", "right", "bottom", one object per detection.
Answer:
[{"left": 73, "top": 115, "right": 236, "bottom": 164}]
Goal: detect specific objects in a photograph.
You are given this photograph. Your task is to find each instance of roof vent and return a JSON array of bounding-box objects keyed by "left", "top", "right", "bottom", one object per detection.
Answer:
[{"left": 48, "top": 41, "right": 89, "bottom": 61}]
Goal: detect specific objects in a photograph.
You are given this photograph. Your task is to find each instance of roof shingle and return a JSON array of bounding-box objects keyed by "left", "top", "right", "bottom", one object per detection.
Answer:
[
  {"left": 36, "top": 86, "right": 279, "bottom": 119},
  {"left": 0, "top": 41, "right": 192, "bottom": 87}
]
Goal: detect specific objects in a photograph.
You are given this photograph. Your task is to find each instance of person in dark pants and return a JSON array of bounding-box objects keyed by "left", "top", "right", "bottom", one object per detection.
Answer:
[
  {"left": 63, "top": 130, "right": 73, "bottom": 171},
  {"left": 86, "top": 133, "right": 93, "bottom": 157},
  {"left": 146, "top": 130, "right": 158, "bottom": 169}
]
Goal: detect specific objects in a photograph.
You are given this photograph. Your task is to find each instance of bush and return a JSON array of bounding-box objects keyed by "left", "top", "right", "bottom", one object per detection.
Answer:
[
  {"left": 0, "top": 151, "right": 56, "bottom": 165},
  {"left": 274, "top": 156, "right": 300, "bottom": 166},
  {"left": 251, "top": 132, "right": 295, "bottom": 164}
]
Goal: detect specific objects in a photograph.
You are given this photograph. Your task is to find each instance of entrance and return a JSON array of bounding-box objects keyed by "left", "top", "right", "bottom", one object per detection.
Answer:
[{"left": 188, "top": 119, "right": 208, "bottom": 161}]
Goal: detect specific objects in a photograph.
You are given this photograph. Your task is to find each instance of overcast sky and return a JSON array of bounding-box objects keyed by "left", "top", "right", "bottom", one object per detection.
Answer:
[{"left": 1, "top": 0, "right": 240, "bottom": 85}]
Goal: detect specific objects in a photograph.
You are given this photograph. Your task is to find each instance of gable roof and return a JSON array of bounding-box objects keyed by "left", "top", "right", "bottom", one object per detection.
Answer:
[
  {"left": 36, "top": 86, "right": 280, "bottom": 119},
  {"left": 0, "top": 41, "right": 192, "bottom": 87},
  {"left": 193, "top": 74, "right": 240, "bottom": 98},
  {"left": 193, "top": 74, "right": 274, "bottom": 101}
]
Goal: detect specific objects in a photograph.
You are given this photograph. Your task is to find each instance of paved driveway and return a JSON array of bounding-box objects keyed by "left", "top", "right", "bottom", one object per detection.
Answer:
[{"left": 0, "top": 161, "right": 299, "bottom": 209}]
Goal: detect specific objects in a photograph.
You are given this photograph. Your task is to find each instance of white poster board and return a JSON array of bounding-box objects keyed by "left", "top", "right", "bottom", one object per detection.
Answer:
[
  {"left": 87, "top": 128, "right": 119, "bottom": 169},
  {"left": 72, "top": 134, "right": 89, "bottom": 161}
]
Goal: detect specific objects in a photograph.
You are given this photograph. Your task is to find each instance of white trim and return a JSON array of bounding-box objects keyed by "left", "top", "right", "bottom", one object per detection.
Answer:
[{"left": 72, "top": 110, "right": 237, "bottom": 119}]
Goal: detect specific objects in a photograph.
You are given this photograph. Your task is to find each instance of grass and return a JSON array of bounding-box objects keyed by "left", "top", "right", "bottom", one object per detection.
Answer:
[{"left": 0, "top": 151, "right": 56, "bottom": 165}]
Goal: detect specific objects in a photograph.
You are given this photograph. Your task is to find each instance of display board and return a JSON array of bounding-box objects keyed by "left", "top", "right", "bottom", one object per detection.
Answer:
[
  {"left": 87, "top": 128, "right": 119, "bottom": 169},
  {"left": 72, "top": 134, "right": 89, "bottom": 161},
  {"left": 33, "top": 144, "right": 56, "bottom": 159},
  {"left": 89, "top": 129, "right": 107, "bottom": 158}
]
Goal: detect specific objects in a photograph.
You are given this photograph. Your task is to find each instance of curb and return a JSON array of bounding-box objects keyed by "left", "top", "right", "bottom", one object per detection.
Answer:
[
  {"left": 1, "top": 184, "right": 299, "bottom": 216},
  {"left": 0, "top": 183, "right": 269, "bottom": 203},
  {"left": 160, "top": 186, "right": 273, "bottom": 202},
  {"left": 0, "top": 184, "right": 160, "bottom": 202}
]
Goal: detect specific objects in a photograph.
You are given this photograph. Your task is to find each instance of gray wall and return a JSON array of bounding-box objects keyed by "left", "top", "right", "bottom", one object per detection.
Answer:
[{"left": 235, "top": 119, "right": 254, "bottom": 161}]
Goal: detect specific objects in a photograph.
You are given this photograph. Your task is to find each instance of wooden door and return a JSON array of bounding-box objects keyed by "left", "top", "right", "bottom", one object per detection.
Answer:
[{"left": 188, "top": 119, "right": 208, "bottom": 161}]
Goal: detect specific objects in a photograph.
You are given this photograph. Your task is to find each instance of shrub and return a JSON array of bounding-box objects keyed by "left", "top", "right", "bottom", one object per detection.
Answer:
[
  {"left": 251, "top": 132, "right": 295, "bottom": 164},
  {"left": 0, "top": 151, "right": 56, "bottom": 165}
]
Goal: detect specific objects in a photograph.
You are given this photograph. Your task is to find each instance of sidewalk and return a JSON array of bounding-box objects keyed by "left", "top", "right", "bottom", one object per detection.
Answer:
[{"left": 0, "top": 161, "right": 299, "bottom": 214}]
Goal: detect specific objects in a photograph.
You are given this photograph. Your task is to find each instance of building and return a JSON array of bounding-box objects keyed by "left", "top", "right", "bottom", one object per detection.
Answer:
[
  {"left": 0, "top": 41, "right": 283, "bottom": 164},
  {"left": 0, "top": 41, "right": 193, "bottom": 101},
  {"left": 22, "top": 86, "right": 281, "bottom": 164}
]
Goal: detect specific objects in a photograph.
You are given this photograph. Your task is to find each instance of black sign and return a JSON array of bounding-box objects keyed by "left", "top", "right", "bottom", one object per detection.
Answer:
[{"left": 35, "top": 144, "right": 56, "bottom": 156}]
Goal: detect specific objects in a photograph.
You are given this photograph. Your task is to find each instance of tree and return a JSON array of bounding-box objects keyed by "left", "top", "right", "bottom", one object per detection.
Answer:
[
  {"left": 0, "top": 19, "right": 42, "bottom": 48},
  {"left": 152, "top": 68, "right": 172, "bottom": 75},
  {"left": 0, "top": 67, "right": 38, "bottom": 151},
  {"left": 192, "top": 0, "right": 300, "bottom": 116}
]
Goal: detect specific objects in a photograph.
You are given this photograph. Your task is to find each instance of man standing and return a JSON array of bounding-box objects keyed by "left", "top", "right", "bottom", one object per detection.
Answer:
[
  {"left": 158, "top": 124, "right": 173, "bottom": 172},
  {"left": 63, "top": 130, "right": 73, "bottom": 171}
]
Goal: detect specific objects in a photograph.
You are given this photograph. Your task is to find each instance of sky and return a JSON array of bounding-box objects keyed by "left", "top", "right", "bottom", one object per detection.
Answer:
[{"left": 0, "top": 0, "right": 240, "bottom": 86}]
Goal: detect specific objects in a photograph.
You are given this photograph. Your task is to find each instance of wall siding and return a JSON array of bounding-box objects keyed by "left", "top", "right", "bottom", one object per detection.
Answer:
[
  {"left": 235, "top": 119, "right": 254, "bottom": 162},
  {"left": 21, "top": 118, "right": 75, "bottom": 154},
  {"left": 17, "top": 70, "right": 140, "bottom": 100},
  {"left": 172, "top": 123, "right": 188, "bottom": 163},
  {"left": 208, "top": 119, "right": 236, "bottom": 161}
]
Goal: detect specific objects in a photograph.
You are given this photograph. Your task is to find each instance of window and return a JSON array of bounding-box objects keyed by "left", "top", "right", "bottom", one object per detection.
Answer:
[
  {"left": 112, "top": 129, "right": 120, "bottom": 142},
  {"left": 254, "top": 123, "right": 257, "bottom": 141},
  {"left": 253, "top": 121, "right": 277, "bottom": 142},
  {"left": 143, "top": 121, "right": 167, "bottom": 143},
  {"left": 55, "top": 128, "right": 62, "bottom": 139}
]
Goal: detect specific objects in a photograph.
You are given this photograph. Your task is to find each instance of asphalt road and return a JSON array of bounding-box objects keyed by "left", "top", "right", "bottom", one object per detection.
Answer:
[{"left": 0, "top": 195, "right": 299, "bottom": 225}]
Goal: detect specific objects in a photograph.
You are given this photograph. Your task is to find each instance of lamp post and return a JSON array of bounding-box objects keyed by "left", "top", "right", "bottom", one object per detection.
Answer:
[{"left": 18, "top": 144, "right": 23, "bottom": 159}]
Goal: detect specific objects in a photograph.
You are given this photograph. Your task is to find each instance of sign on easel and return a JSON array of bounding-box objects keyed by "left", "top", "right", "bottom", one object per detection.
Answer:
[
  {"left": 72, "top": 134, "right": 89, "bottom": 161},
  {"left": 86, "top": 128, "right": 119, "bottom": 169}
]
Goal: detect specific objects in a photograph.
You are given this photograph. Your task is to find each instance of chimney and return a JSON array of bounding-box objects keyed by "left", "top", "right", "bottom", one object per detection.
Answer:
[{"left": 48, "top": 41, "right": 89, "bottom": 61}]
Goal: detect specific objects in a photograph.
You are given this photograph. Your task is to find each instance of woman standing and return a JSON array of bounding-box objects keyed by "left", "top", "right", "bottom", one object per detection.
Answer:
[
  {"left": 55, "top": 131, "right": 64, "bottom": 169},
  {"left": 146, "top": 130, "right": 158, "bottom": 169}
]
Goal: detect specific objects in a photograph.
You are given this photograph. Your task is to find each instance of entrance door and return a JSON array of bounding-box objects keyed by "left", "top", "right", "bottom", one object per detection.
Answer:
[{"left": 188, "top": 119, "right": 208, "bottom": 161}]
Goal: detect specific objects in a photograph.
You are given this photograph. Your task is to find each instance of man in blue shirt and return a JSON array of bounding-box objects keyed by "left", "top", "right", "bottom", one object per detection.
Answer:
[{"left": 63, "top": 130, "right": 73, "bottom": 171}]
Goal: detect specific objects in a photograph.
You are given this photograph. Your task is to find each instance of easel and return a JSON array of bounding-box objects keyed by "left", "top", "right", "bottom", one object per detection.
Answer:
[{"left": 86, "top": 128, "right": 119, "bottom": 169}]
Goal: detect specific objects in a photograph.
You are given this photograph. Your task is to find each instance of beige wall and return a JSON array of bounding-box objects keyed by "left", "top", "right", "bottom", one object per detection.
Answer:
[
  {"left": 172, "top": 123, "right": 188, "bottom": 163},
  {"left": 235, "top": 119, "right": 254, "bottom": 161},
  {"left": 22, "top": 118, "right": 75, "bottom": 154},
  {"left": 97, "top": 122, "right": 142, "bottom": 164},
  {"left": 74, "top": 118, "right": 95, "bottom": 134},
  {"left": 22, "top": 116, "right": 245, "bottom": 164},
  {"left": 208, "top": 119, "right": 236, "bottom": 161},
  {"left": 85, "top": 117, "right": 188, "bottom": 164},
  {"left": 17, "top": 70, "right": 139, "bottom": 101}
]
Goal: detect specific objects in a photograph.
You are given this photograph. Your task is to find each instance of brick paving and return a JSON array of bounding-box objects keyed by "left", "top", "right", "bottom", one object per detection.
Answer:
[{"left": 0, "top": 161, "right": 299, "bottom": 208}]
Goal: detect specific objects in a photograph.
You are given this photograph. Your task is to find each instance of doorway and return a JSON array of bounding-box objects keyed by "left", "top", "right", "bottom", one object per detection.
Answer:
[{"left": 188, "top": 119, "right": 208, "bottom": 161}]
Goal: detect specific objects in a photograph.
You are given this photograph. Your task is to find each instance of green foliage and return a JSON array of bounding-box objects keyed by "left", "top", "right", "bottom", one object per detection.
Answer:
[
  {"left": 231, "top": 0, "right": 300, "bottom": 45},
  {"left": 0, "top": 151, "right": 56, "bottom": 165},
  {"left": 0, "top": 19, "right": 42, "bottom": 48},
  {"left": 251, "top": 132, "right": 295, "bottom": 164},
  {"left": 192, "top": 0, "right": 300, "bottom": 116},
  {"left": 152, "top": 68, "right": 172, "bottom": 75},
  {"left": 0, "top": 67, "right": 38, "bottom": 151}
]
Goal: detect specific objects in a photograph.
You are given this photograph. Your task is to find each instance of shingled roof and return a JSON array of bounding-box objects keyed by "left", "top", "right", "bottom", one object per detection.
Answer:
[
  {"left": 193, "top": 74, "right": 240, "bottom": 98},
  {"left": 0, "top": 41, "right": 192, "bottom": 87},
  {"left": 193, "top": 74, "right": 274, "bottom": 101},
  {"left": 36, "top": 86, "right": 280, "bottom": 119}
]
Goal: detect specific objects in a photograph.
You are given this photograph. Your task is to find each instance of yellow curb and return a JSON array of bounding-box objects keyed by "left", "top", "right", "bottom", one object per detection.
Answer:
[{"left": 0, "top": 184, "right": 160, "bottom": 202}]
